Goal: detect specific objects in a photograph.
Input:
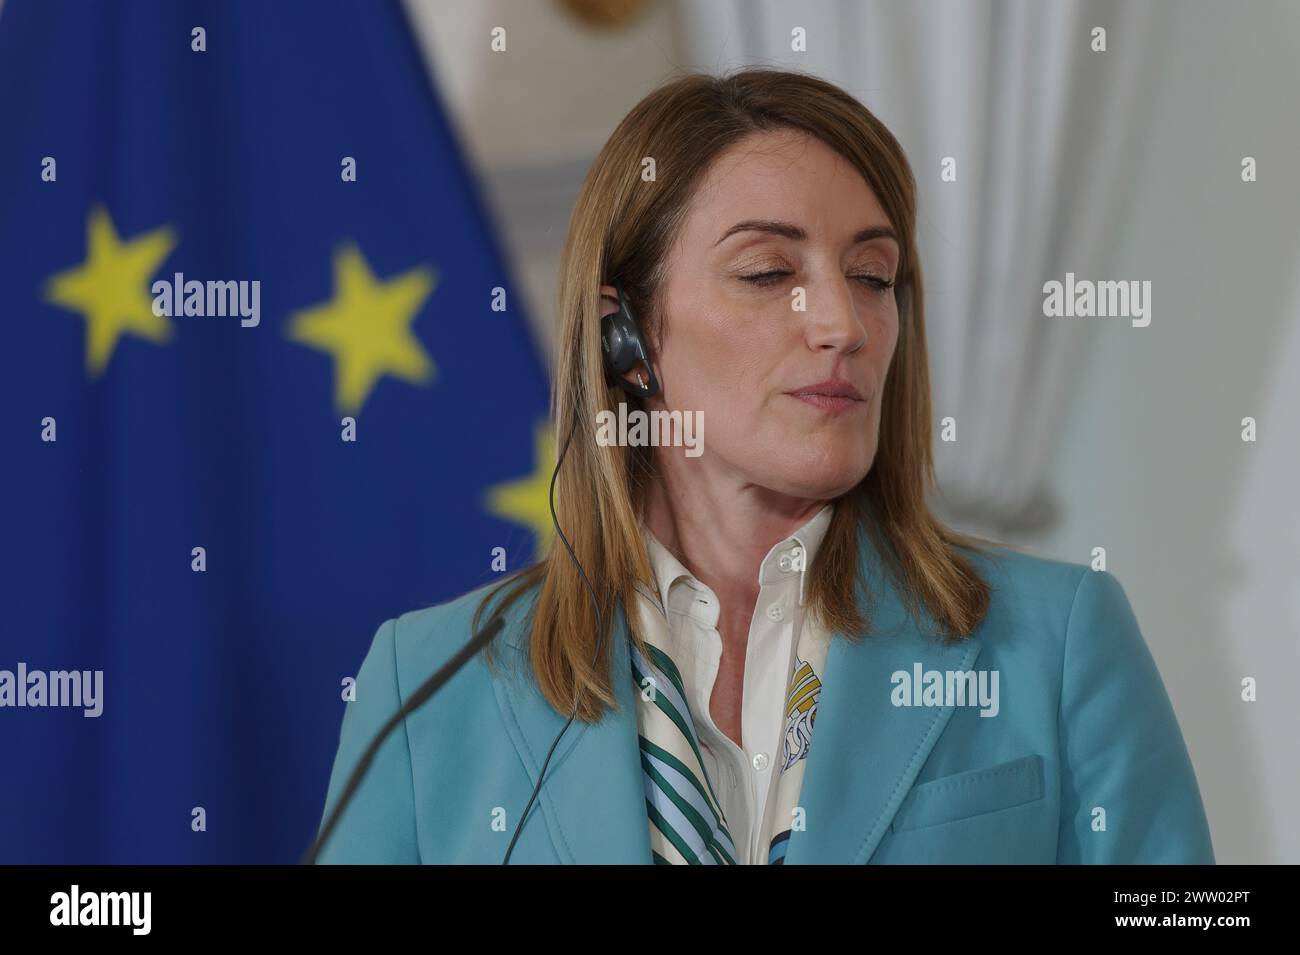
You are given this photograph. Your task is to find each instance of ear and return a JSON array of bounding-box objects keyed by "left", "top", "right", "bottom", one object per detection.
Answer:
[{"left": 599, "top": 284, "right": 620, "bottom": 320}]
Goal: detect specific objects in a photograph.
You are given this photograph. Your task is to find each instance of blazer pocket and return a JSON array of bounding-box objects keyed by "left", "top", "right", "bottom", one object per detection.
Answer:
[{"left": 890, "top": 754, "right": 1045, "bottom": 833}]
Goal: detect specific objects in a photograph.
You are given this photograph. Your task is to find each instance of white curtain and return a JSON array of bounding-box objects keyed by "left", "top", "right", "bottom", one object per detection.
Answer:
[{"left": 671, "top": 0, "right": 1170, "bottom": 537}]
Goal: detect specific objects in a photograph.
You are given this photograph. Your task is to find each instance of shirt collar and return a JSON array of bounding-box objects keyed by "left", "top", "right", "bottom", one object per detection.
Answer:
[{"left": 639, "top": 503, "right": 835, "bottom": 615}]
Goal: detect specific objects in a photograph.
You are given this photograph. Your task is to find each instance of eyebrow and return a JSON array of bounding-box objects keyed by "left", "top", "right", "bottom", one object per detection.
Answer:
[{"left": 713, "top": 219, "right": 899, "bottom": 248}]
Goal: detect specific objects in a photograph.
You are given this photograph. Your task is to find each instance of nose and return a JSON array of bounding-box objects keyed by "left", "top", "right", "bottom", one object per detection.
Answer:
[{"left": 804, "top": 278, "right": 868, "bottom": 355}]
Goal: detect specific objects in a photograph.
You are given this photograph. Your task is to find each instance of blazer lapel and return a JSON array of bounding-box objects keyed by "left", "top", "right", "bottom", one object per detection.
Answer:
[
  {"left": 491, "top": 597, "right": 651, "bottom": 864},
  {"left": 783, "top": 528, "right": 984, "bottom": 864}
]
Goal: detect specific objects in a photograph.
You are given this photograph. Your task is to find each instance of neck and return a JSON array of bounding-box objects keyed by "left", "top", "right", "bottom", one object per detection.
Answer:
[{"left": 642, "top": 453, "right": 827, "bottom": 613}]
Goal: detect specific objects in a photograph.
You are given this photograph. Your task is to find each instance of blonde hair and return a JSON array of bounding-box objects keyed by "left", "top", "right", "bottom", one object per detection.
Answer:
[{"left": 473, "top": 67, "right": 992, "bottom": 722}]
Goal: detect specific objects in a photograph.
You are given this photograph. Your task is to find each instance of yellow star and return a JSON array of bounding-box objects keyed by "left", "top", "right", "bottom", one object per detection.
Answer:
[
  {"left": 287, "top": 243, "right": 436, "bottom": 414},
  {"left": 485, "top": 420, "right": 557, "bottom": 558},
  {"left": 44, "top": 205, "right": 177, "bottom": 377}
]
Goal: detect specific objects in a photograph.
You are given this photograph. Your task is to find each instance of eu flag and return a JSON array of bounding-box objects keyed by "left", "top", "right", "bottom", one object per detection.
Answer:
[{"left": 0, "top": 0, "right": 552, "bottom": 862}]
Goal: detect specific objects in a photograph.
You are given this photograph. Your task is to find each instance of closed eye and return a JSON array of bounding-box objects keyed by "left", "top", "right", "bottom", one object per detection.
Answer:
[
  {"left": 739, "top": 271, "right": 896, "bottom": 293},
  {"left": 739, "top": 270, "right": 793, "bottom": 288},
  {"left": 852, "top": 273, "right": 896, "bottom": 294}
]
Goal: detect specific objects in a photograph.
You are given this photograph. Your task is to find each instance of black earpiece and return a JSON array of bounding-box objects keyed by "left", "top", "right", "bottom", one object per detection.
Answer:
[{"left": 601, "top": 281, "right": 660, "bottom": 398}]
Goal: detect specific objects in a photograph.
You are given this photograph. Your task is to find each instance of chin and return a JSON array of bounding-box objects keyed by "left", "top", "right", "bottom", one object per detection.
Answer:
[{"left": 762, "top": 454, "right": 873, "bottom": 500}]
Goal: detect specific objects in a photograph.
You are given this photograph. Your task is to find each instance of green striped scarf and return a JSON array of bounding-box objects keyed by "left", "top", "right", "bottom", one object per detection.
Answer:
[{"left": 630, "top": 637, "right": 739, "bottom": 864}]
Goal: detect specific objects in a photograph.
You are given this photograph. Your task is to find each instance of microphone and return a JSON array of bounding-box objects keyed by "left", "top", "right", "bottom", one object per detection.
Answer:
[{"left": 302, "top": 614, "right": 506, "bottom": 865}]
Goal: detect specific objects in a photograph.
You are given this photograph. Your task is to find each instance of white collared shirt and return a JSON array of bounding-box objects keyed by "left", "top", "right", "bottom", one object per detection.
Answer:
[{"left": 638, "top": 504, "right": 834, "bottom": 864}]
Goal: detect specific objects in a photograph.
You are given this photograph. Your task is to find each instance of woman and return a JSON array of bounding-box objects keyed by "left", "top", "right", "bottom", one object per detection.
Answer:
[{"left": 317, "top": 68, "right": 1214, "bottom": 864}]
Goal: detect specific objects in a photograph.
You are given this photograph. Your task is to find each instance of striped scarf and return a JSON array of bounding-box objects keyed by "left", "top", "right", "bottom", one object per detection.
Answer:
[{"left": 629, "top": 588, "right": 829, "bottom": 865}]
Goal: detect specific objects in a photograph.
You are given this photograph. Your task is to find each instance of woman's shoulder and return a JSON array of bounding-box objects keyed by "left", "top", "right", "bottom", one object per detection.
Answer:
[
  {"left": 338, "top": 571, "right": 540, "bottom": 712},
  {"left": 960, "top": 541, "right": 1093, "bottom": 609},
  {"left": 356, "top": 575, "right": 541, "bottom": 701},
  {"left": 951, "top": 541, "right": 1145, "bottom": 663}
]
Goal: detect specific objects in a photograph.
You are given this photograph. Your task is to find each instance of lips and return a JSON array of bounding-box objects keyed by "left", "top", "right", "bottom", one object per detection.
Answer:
[
  {"left": 788, "top": 380, "right": 864, "bottom": 400},
  {"left": 785, "top": 379, "right": 867, "bottom": 415}
]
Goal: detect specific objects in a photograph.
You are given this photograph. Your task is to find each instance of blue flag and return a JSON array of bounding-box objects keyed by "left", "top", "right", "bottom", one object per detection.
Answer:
[{"left": 0, "top": 0, "right": 552, "bottom": 862}]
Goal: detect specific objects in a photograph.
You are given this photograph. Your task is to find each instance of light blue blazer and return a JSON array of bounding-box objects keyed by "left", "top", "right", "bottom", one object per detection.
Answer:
[{"left": 317, "top": 530, "right": 1215, "bottom": 864}]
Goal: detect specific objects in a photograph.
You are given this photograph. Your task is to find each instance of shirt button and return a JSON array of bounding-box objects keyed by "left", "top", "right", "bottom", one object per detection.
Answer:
[
  {"left": 752, "top": 752, "right": 770, "bottom": 771},
  {"left": 778, "top": 553, "right": 793, "bottom": 572},
  {"left": 766, "top": 603, "right": 784, "bottom": 621}
]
